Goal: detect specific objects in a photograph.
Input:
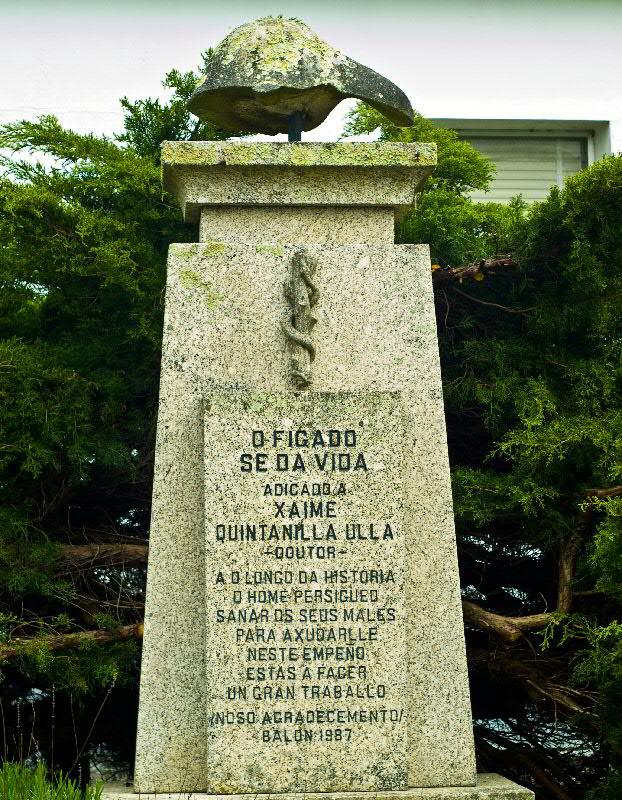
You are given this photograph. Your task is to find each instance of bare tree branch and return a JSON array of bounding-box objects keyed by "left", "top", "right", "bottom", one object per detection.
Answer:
[
  {"left": 462, "top": 498, "right": 594, "bottom": 643},
  {"left": 557, "top": 531, "right": 583, "bottom": 614},
  {"left": 468, "top": 648, "right": 595, "bottom": 720},
  {"left": 584, "top": 485, "right": 622, "bottom": 499},
  {"left": 55, "top": 543, "right": 148, "bottom": 574},
  {"left": 432, "top": 256, "right": 518, "bottom": 285},
  {"left": 450, "top": 285, "right": 534, "bottom": 315},
  {"left": 462, "top": 600, "right": 553, "bottom": 643},
  {"left": 477, "top": 736, "right": 575, "bottom": 800}
]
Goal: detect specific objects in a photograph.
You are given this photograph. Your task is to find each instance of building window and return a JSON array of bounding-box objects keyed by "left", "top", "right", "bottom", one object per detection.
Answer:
[
  {"left": 465, "top": 136, "right": 587, "bottom": 203},
  {"left": 431, "top": 120, "right": 611, "bottom": 204}
]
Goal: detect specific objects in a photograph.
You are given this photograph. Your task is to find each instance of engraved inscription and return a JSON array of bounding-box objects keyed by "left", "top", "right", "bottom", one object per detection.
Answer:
[{"left": 204, "top": 392, "right": 408, "bottom": 790}]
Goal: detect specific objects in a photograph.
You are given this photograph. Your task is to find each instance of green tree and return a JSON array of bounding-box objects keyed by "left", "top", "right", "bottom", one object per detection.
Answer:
[
  {"left": 0, "top": 53, "right": 237, "bottom": 775},
  {"left": 0, "top": 77, "right": 620, "bottom": 800},
  {"left": 345, "top": 103, "right": 622, "bottom": 799},
  {"left": 117, "top": 50, "right": 239, "bottom": 160},
  {"left": 0, "top": 112, "right": 187, "bottom": 777},
  {"left": 343, "top": 105, "right": 525, "bottom": 265}
]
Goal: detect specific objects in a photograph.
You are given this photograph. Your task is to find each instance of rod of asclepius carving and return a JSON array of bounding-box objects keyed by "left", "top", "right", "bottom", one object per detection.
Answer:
[{"left": 281, "top": 249, "right": 319, "bottom": 389}]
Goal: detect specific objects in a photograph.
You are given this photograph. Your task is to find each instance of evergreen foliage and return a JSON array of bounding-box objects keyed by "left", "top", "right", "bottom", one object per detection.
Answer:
[
  {"left": 346, "top": 104, "right": 622, "bottom": 799},
  {"left": 0, "top": 762, "right": 101, "bottom": 800},
  {"left": 117, "top": 51, "right": 239, "bottom": 160},
  {"left": 344, "top": 105, "right": 522, "bottom": 264},
  {"left": 0, "top": 77, "right": 620, "bottom": 799},
  {"left": 0, "top": 102, "right": 188, "bottom": 774}
]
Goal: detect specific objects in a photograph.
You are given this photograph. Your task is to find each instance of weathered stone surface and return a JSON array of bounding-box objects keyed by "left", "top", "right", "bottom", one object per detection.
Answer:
[
  {"left": 134, "top": 242, "right": 476, "bottom": 791},
  {"left": 162, "top": 141, "right": 436, "bottom": 168},
  {"left": 200, "top": 207, "right": 394, "bottom": 245},
  {"left": 187, "top": 16, "right": 413, "bottom": 135},
  {"left": 161, "top": 142, "right": 436, "bottom": 223},
  {"left": 106, "top": 773, "right": 534, "bottom": 800},
  {"left": 134, "top": 137, "right": 529, "bottom": 800}
]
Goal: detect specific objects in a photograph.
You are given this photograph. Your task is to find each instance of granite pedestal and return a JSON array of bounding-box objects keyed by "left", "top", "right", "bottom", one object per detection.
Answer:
[
  {"left": 126, "top": 142, "right": 532, "bottom": 800},
  {"left": 107, "top": 774, "right": 531, "bottom": 800}
]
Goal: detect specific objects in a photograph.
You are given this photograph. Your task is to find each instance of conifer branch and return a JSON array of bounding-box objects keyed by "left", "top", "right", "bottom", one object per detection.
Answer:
[{"left": 0, "top": 624, "right": 143, "bottom": 662}]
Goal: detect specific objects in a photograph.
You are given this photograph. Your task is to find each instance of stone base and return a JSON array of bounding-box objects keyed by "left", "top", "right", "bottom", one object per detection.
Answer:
[{"left": 103, "top": 774, "right": 533, "bottom": 800}]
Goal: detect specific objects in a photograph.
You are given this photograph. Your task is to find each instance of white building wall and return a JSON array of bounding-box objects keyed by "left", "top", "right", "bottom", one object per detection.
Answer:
[{"left": 0, "top": 2, "right": 621, "bottom": 153}]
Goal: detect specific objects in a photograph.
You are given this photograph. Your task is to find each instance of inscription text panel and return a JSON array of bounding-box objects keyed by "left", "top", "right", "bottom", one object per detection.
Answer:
[{"left": 203, "top": 391, "right": 408, "bottom": 792}]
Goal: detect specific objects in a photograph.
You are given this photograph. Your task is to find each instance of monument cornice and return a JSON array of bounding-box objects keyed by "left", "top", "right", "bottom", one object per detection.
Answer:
[
  {"left": 161, "top": 141, "right": 437, "bottom": 223},
  {"left": 161, "top": 141, "right": 437, "bottom": 168}
]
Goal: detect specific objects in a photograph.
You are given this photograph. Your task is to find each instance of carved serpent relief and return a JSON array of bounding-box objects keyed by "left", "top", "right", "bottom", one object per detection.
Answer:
[{"left": 282, "top": 249, "right": 319, "bottom": 389}]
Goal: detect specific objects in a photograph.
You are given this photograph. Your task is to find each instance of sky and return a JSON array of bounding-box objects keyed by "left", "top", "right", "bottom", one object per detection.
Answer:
[{"left": 1, "top": 0, "right": 621, "bottom": 148}]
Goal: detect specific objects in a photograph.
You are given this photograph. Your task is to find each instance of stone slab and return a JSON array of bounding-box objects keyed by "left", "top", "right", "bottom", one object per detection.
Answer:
[
  {"left": 161, "top": 142, "right": 436, "bottom": 223},
  {"left": 105, "top": 774, "right": 534, "bottom": 800},
  {"left": 200, "top": 207, "right": 394, "bottom": 245},
  {"left": 203, "top": 391, "right": 407, "bottom": 792},
  {"left": 134, "top": 243, "right": 475, "bottom": 792},
  {"left": 162, "top": 141, "right": 437, "bottom": 168}
]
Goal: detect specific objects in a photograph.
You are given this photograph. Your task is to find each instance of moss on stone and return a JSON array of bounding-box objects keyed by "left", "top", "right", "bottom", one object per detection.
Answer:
[
  {"left": 219, "top": 17, "right": 336, "bottom": 82},
  {"left": 201, "top": 241, "right": 227, "bottom": 257},
  {"left": 179, "top": 269, "right": 223, "bottom": 310},
  {"left": 161, "top": 140, "right": 437, "bottom": 169}
]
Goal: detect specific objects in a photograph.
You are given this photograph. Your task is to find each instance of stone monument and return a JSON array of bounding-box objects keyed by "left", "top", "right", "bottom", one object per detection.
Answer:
[{"left": 113, "top": 16, "right": 532, "bottom": 800}]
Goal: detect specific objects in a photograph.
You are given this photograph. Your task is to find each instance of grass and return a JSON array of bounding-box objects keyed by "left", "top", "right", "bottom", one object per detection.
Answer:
[{"left": 0, "top": 763, "right": 102, "bottom": 800}]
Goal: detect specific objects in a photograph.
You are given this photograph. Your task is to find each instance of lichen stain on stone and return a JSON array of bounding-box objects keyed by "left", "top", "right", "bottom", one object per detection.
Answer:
[
  {"left": 238, "top": 391, "right": 395, "bottom": 418},
  {"left": 242, "top": 392, "right": 291, "bottom": 415},
  {"left": 202, "top": 241, "right": 227, "bottom": 257},
  {"left": 171, "top": 243, "right": 200, "bottom": 262},
  {"left": 207, "top": 780, "right": 238, "bottom": 796},
  {"left": 215, "top": 142, "right": 275, "bottom": 166},
  {"left": 179, "top": 268, "right": 223, "bottom": 310},
  {"left": 255, "top": 244, "right": 285, "bottom": 257},
  {"left": 219, "top": 17, "right": 338, "bottom": 84},
  {"left": 161, "top": 140, "right": 437, "bottom": 169}
]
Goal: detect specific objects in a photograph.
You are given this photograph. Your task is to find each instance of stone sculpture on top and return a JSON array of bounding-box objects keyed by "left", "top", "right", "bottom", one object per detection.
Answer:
[{"left": 187, "top": 16, "right": 414, "bottom": 140}]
